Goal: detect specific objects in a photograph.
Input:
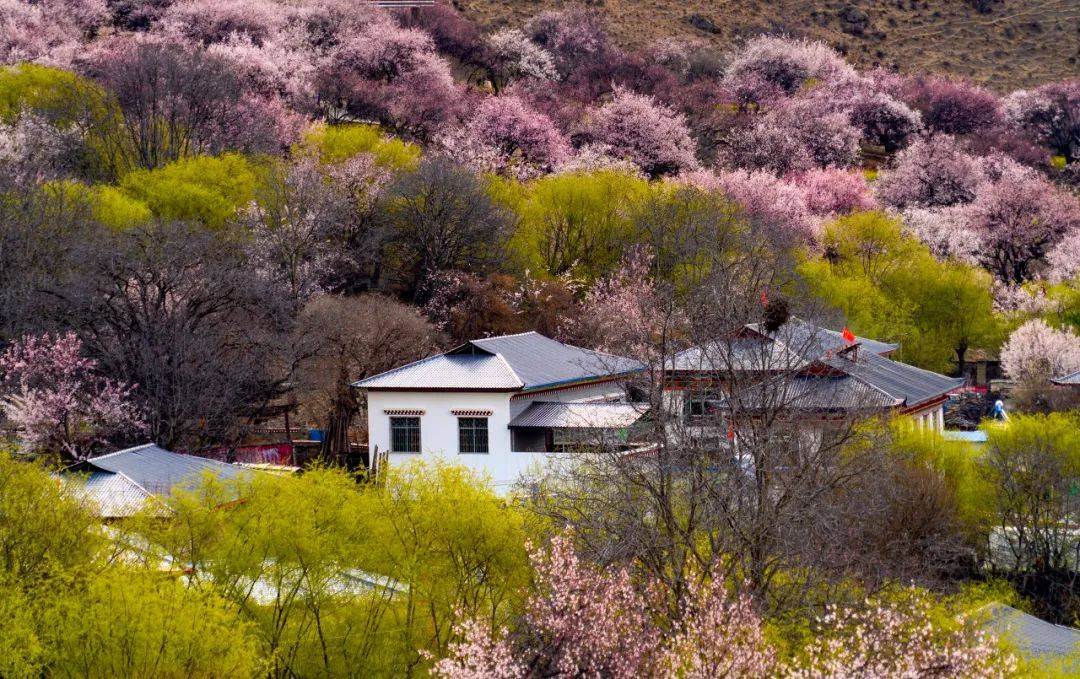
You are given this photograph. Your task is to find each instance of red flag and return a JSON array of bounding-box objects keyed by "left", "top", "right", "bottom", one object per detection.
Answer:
[
  {"left": 726, "top": 422, "right": 736, "bottom": 441},
  {"left": 842, "top": 326, "right": 856, "bottom": 344},
  {"left": 760, "top": 289, "right": 768, "bottom": 306}
]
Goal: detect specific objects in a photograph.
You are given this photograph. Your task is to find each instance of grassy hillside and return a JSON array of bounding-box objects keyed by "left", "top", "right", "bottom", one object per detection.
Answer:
[{"left": 459, "top": 0, "right": 1080, "bottom": 90}]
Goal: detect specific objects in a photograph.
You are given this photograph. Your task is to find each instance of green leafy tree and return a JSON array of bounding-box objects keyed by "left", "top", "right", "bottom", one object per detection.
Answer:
[
  {"left": 45, "top": 571, "right": 260, "bottom": 678},
  {"left": 118, "top": 153, "right": 264, "bottom": 228},
  {"left": 356, "top": 459, "right": 532, "bottom": 674},
  {"left": 511, "top": 169, "right": 651, "bottom": 282},
  {"left": 138, "top": 461, "right": 531, "bottom": 677},
  {"left": 302, "top": 122, "right": 421, "bottom": 171},
  {"left": 802, "top": 211, "right": 1000, "bottom": 373},
  {"left": 0, "top": 64, "right": 128, "bottom": 180}
]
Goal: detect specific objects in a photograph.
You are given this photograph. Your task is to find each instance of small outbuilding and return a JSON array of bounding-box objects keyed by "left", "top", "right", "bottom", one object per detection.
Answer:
[{"left": 58, "top": 443, "right": 248, "bottom": 518}]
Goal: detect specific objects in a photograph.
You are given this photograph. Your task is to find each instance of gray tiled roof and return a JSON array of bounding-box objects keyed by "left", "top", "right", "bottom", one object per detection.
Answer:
[
  {"left": 353, "top": 353, "right": 523, "bottom": 390},
  {"left": 670, "top": 337, "right": 808, "bottom": 373},
  {"left": 61, "top": 444, "right": 247, "bottom": 509},
  {"left": 673, "top": 318, "right": 897, "bottom": 374},
  {"left": 509, "top": 401, "right": 647, "bottom": 428},
  {"left": 355, "top": 332, "right": 642, "bottom": 392},
  {"left": 982, "top": 603, "right": 1080, "bottom": 661},
  {"left": 1052, "top": 370, "right": 1080, "bottom": 386}
]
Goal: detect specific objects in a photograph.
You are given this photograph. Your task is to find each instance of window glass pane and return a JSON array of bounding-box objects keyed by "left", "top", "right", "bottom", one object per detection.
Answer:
[
  {"left": 390, "top": 417, "right": 420, "bottom": 453},
  {"left": 458, "top": 417, "right": 488, "bottom": 453}
]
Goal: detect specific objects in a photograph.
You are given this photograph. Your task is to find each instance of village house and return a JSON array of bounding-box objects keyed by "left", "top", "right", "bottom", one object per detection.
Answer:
[
  {"left": 357, "top": 321, "right": 962, "bottom": 489},
  {"left": 354, "top": 331, "right": 646, "bottom": 489},
  {"left": 58, "top": 443, "right": 248, "bottom": 519},
  {"left": 666, "top": 318, "right": 963, "bottom": 433}
]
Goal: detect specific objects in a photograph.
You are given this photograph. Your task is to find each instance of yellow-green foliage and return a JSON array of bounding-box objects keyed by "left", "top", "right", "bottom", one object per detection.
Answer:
[
  {"left": 140, "top": 460, "right": 531, "bottom": 677},
  {"left": 801, "top": 211, "right": 1001, "bottom": 372},
  {"left": 41, "top": 180, "right": 151, "bottom": 230},
  {"left": 889, "top": 421, "right": 994, "bottom": 534},
  {"left": 302, "top": 122, "right": 421, "bottom": 171},
  {"left": 44, "top": 571, "right": 260, "bottom": 678},
  {"left": 88, "top": 185, "right": 152, "bottom": 229},
  {"left": 119, "top": 153, "right": 263, "bottom": 228},
  {"left": 0, "top": 64, "right": 104, "bottom": 126},
  {"left": 0, "top": 451, "right": 259, "bottom": 678},
  {"left": 0, "top": 64, "right": 131, "bottom": 179},
  {"left": 512, "top": 169, "right": 652, "bottom": 281}
]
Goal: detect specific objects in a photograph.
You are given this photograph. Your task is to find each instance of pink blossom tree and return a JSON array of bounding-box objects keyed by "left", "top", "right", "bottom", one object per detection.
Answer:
[
  {"left": 795, "top": 168, "right": 878, "bottom": 216},
  {"left": 1046, "top": 230, "right": 1080, "bottom": 283},
  {"left": 1004, "top": 79, "right": 1080, "bottom": 162},
  {"left": 788, "top": 594, "right": 1013, "bottom": 678},
  {"left": 0, "top": 0, "right": 95, "bottom": 67},
  {"left": 523, "top": 8, "right": 610, "bottom": 77},
  {"left": 435, "top": 536, "right": 1010, "bottom": 679},
  {"left": 1000, "top": 319, "right": 1080, "bottom": 385},
  {"left": 846, "top": 89, "right": 923, "bottom": 152},
  {"left": 206, "top": 33, "right": 315, "bottom": 105},
  {"left": 901, "top": 205, "right": 975, "bottom": 261},
  {"left": 437, "top": 95, "right": 570, "bottom": 180},
  {"left": 584, "top": 87, "right": 698, "bottom": 178},
  {"left": 716, "top": 118, "right": 814, "bottom": 176},
  {"left": 876, "top": 134, "right": 985, "bottom": 209},
  {"left": 564, "top": 248, "right": 673, "bottom": 360},
  {"left": 683, "top": 169, "right": 817, "bottom": 244},
  {"left": 0, "top": 332, "right": 145, "bottom": 460},
  {"left": 897, "top": 75, "right": 1002, "bottom": 136},
  {"left": 723, "top": 36, "right": 856, "bottom": 96},
  {"left": 963, "top": 166, "right": 1080, "bottom": 284},
  {"left": 485, "top": 28, "right": 558, "bottom": 88},
  {"left": 158, "top": 0, "right": 287, "bottom": 46},
  {"left": 433, "top": 534, "right": 774, "bottom": 678},
  {"left": 317, "top": 21, "right": 463, "bottom": 139}
]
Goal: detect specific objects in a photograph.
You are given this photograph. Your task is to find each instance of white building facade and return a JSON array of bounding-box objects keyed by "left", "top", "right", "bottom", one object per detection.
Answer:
[{"left": 357, "top": 332, "right": 644, "bottom": 490}]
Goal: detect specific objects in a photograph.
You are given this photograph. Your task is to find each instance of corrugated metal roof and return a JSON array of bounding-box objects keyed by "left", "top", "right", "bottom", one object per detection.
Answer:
[
  {"left": 982, "top": 603, "right": 1080, "bottom": 661},
  {"left": 353, "top": 353, "right": 523, "bottom": 390},
  {"left": 67, "top": 471, "right": 165, "bottom": 519},
  {"left": 1052, "top": 370, "right": 1080, "bottom": 385},
  {"left": 670, "top": 337, "right": 808, "bottom": 372},
  {"left": 62, "top": 443, "right": 248, "bottom": 499},
  {"left": 821, "top": 349, "right": 963, "bottom": 408},
  {"left": 354, "top": 331, "right": 642, "bottom": 391},
  {"left": 728, "top": 374, "right": 901, "bottom": 412},
  {"left": 470, "top": 332, "right": 642, "bottom": 390},
  {"left": 509, "top": 401, "right": 648, "bottom": 428},
  {"left": 749, "top": 318, "right": 900, "bottom": 356}
]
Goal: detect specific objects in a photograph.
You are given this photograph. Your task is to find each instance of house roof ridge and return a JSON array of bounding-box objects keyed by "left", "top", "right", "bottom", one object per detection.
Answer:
[
  {"left": 491, "top": 352, "right": 526, "bottom": 388},
  {"left": 80, "top": 442, "right": 159, "bottom": 464}
]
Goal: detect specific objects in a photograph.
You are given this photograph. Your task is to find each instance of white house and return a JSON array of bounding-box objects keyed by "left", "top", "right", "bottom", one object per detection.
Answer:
[{"left": 354, "top": 332, "right": 646, "bottom": 489}]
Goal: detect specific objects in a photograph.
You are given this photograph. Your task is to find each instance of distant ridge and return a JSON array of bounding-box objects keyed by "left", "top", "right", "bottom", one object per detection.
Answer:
[{"left": 460, "top": 0, "right": 1080, "bottom": 91}]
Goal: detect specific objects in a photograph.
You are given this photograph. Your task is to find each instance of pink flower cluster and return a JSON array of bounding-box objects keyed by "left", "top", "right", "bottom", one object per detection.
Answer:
[
  {"left": 0, "top": 332, "right": 145, "bottom": 459},
  {"left": 434, "top": 535, "right": 1012, "bottom": 678}
]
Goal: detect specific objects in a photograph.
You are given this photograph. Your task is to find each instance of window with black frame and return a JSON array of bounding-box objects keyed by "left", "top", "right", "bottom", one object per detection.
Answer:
[
  {"left": 390, "top": 416, "right": 421, "bottom": 453},
  {"left": 685, "top": 388, "right": 722, "bottom": 420},
  {"left": 458, "top": 417, "right": 489, "bottom": 453}
]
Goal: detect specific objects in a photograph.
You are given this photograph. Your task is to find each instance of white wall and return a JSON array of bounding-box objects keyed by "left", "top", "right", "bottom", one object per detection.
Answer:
[{"left": 367, "top": 390, "right": 573, "bottom": 491}]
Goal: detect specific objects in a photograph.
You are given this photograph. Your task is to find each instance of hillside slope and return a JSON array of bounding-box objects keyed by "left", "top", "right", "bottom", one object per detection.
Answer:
[{"left": 458, "top": 0, "right": 1080, "bottom": 90}]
